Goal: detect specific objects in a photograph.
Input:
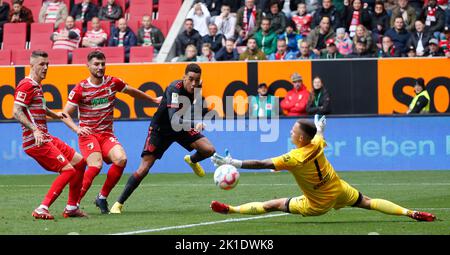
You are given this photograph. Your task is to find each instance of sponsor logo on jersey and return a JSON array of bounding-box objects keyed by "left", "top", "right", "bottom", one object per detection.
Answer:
[
  {"left": 68, "top": 90, "right": 76, "bottom": 100},
  {"left": 57, "top": 154, "right": 65, "bottom": 163},
  {"left": 16, "top": 92, "right": 27, "bottom": 102},
  {"left": 87, "top": 142, "right": 94, "bottom": 150},
  {"left": 91, "top": 97, "right": 109, "bottom": 107}
]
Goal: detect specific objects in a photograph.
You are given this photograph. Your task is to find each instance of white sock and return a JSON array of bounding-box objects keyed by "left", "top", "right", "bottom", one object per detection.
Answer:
[
  {"left": 38, "top": 205, "right": 49, "bottom": 210},
  {"left": 66, "top": 205, "right": 78, "bottom": 211},
  {"left": 99, "top": 194, "right": 107, "bottom": 199}
]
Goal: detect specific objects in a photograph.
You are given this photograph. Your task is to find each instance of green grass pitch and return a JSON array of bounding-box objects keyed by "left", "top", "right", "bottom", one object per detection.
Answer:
[{"left": 1, "top": 171, "right": 449, "bottom": 235}]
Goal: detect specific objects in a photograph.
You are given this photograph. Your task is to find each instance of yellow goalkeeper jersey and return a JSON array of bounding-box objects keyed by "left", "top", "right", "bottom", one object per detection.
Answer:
[{"left": 271, "top": 134, "right": 343, "bottom": 208}]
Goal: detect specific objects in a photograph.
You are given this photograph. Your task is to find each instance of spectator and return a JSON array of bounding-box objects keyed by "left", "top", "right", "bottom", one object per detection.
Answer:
[
  {"left": 82, "top": 17, "right": 107, "bottom": 48},
  {"left": 321, "top": 38, "right": 344, "bottom": 58},
  {"left": 199, "top": 42, "right": 216, "bottom": 61},
  {"left": 424, "top": 38, "right": 445, "bottom": 56},
  {"left": 335, "top": 27, "right": 353, "bottom": 56},
  {"left": 419, "top": 0, "right": 446, "bottom": 35},
  {"left": 136, "top": 15, "right": 165, "bottom": 52},
  {"left": 311, "top": 0, "right": 342, "bottom": 30},
  {"left": 249, "top": 83, "right": 278, "bottom": 118},
  {"left": 39, "top": 0, "right": 68, "bottom": 29},
  {"left": 372, "top": 19, "right": 387, "bottom": 51},
  {"left": 201, "top": 0, "right": 223, "bottom": 17},
  {"left": 296, "top": 40, "right": 317, "bottom": 59},
  {"left": 307, "top": 16, "right": 336, "bottom": 57},
  {"left": 390, "top": 0, "right": 417, "bottom": 32},
  {"left": 268, "top": 38, "right": 297, "bottom": 60},
  {"left": 236, "top": 0, "right": 263, "bottom": 45},
  {"left": 371, "top": 0, "right": 390, "bottom": 31},
  {"left": 306, "top": 76, "right": 331, "bottom": 115},
  {"left": 177, "top": 44, "right": 201, "bottom": 62},
  {"left": 438, "top": 26, "right": 449, "bottom": 54},
  {"left": 406, "top": 19, "right": 432, "bottom": 56},
  {"left": 378, "top": 35, "right": 401, "bottom": 57},
  {"left": 353, "top": 24, "right": 376, "bottom": 54},
  {"left": 0, "top": 0, "right": 10, "bottom": 43},
  {"left": 187, "top": 2, "right": 211, "bottom": 37},
  {"left": 348, "top": 37, "right": 374, "bottom": 58},
  {"left": 109, "top": 18, "right": 137, "bottom": 62},
  {"left": 406, "top": 44, "right": 417, "bottom": 57},
  {"left": 280, "top": 72, "right": 309, "bottom": 116},
  {"left": 254, "top": 18, "right": 278, "bottom": 55},
  {"left": 385, "top": 16, "right": 411, "bottom": 54},
  {"left": 213, "top": 4, "right": 237, "bottom": 40},
  {"left": 265, "top": 0, "right": 287, "bottom": 35},
  {"left": 278, "top": 22, "right": 303, "bottom": 53},
  {"left": 239, "top": 37, "right": 267, "bottom": 60},
  {"left": 98, "top": 0, "right": 123, "bottom": 22},
  {"left": 406, "top": 78, "right": 430, "bottom": 114},
  {"left": 202, "top": 23, "right": 225, "bottom": 53},
  {"left": 293, "top": 0, "right": 320, "bottom": 14},
  {"left": 222, "top": 0, "right": 244, "bottom": 13},
  {"left": 175, "top": 19, "right": 203, "bottom": 56},
  {"left": 8, "top": 0, "right": 33, "bottom": 24},
  {"left": 51, "top": 16, "right": 81, "bottom": 52},
  {"left": 215, "top": 38, "right": 240, "bottom": 61},
  {"left": 70, "top": 0, "right": 98, "bottom": 28},
  {"left": 384, "top": 0, "right": 397, "bottom": 15},
  {"left": 342, "top": 0, "right": 372, "bottom": 37},
  {"left": 291, "top": 2, "right": 312, "bottom": 37}
]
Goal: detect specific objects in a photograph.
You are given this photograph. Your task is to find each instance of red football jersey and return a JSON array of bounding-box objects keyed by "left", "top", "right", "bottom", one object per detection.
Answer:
[
  {"left": 68, "top": 75, "right": 127, "bottom": 133},
  {"left": 14, "top": 77, "right": 52, "bottom": 150}
]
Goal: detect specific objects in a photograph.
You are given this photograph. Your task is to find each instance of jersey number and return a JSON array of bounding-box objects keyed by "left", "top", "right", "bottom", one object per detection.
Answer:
[{"left": 314, "top": 159, "right": 323, "bottom": 181}]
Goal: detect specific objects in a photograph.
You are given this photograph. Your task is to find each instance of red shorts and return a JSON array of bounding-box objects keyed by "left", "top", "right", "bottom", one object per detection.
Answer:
[
  {"left": 78, "top": 133, "right": 121, "bottom": 164},
  {"left": 25, "top": 136, "right": 76, "bottom": 173}
]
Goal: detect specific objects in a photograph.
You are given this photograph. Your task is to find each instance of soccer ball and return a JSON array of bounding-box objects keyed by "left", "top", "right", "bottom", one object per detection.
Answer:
[{"left": 213, "top": 164, "right": 240, "bottom": 190}]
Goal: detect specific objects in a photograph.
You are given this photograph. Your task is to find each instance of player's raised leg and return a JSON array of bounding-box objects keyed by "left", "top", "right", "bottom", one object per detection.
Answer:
[
  {"left": 211, "top": 198, "right": 288, "bottom": 215},
  {"left": 96, "top": 144, "right": 127, "bottom": 214},
  {"left": 184, "top": 137, "right": 215, "bottom": 177},
  {"left": 355, "top": 195, "right": 436, "bottom": 222},
  {"left": 110, "top": 155, "right": 156, "bottom": 214}
]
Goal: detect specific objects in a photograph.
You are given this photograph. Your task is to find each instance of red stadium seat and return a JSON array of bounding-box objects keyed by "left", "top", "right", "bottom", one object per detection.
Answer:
[
  {"left": 157, "top": 2, "right": 180, "bottom": 26},
  {"left": 0, "top": 50, "right": 11, "bottom": 65},
  {"left": 100, "top": 47, "right": 125, "bottom": 63},
  {"left": 11, "top": 49, "right": 32, "bottom": 65},
  {"left": 71, "top": 47, "right": 93, "bottom": 64},
  {"left": 129, "top": 46, "right": 153, "bottom": 63},
  {"left": 2, "top": 23, "right": 27, "bottom": 50},
  {"left": 46, "top": 49, "right": 68, "bottom": 64},
  {"left": 151, "top": 19, "right": 168, "bottom": 37},
  {"left": 87, "top": 20, "right": 111, "bottom": 39},
  {"left": 22, "top": 0, "right": 44, "bottom": 23},
  {"left": 128, "top": 0, "right": 153, "bottom": 21},
  {"left": 126, "top": 17, "right": 140, "bottom": 34},
  {"left": 29, "top": 23, "right": 54, "bottom": 50}
]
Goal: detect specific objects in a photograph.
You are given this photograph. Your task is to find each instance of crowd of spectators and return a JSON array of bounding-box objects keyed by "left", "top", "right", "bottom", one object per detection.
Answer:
[{"left": 174, "top": 0, "right": 450, "bottom": 61}]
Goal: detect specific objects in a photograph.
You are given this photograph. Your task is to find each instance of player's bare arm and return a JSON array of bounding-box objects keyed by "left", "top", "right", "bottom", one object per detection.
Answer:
[
  {"left": 61, "top": 103, "right": 92, "bottom": 136},
  {"left": 13, "top": 104, "right": 44, "bottom": 146},
  {"left": 45, "top": 107, "right": 67, "bottom": 120},
  {"left": 122, "top": 86, "right": 162, "bottom": 104},
  {"left": 241, "top": 159, "right": 276, "bottom": 169}
]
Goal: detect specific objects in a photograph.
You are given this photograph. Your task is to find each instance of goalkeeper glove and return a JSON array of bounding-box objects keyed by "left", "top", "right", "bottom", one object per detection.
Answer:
[
  {"left": 211, "top": 149, "right": 242, "bottom": 168},
  {"left": 314, "top": 114, "right": 326, "bottom": 132}
]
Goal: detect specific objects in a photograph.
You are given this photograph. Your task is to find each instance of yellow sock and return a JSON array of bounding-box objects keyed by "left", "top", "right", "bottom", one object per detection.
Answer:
[
  {"left": 230, "top": 202, "right": 267, "bottom": 215},
  {"left": 370, "top": 199, "right": 412, "bottom": 216}
]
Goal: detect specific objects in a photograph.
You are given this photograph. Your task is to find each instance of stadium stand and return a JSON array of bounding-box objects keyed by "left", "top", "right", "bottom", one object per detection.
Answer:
[
  {"left": 146, "top": 19, "right": 168, "bottom": 37},
  {"left": 101, "top": 0, "right": 126, "bottom": 16},
  {"left": 0, "top": 49, "right": 11, "bottom": 65},
  {"left": 11, "top": 49, "right": 32, "bottom": 65},
  {"left": 46, "top": 48, "right": 69, "bottom": 64},
  {"left": 87, "top": 19, "right": 111, "bottom": 39},
  {"left": 23, "top": 0, "right": 43, "bottom": 24},
  {"left": 128, "top": 0, "right": 153, "bottom": 21},
  {"left": 2, "top": 23, "right": 27, "bottom": 50},
  {"left": 72, "top": 46, "right": 125, "bottom": 64},
  {"left": 29, "top": 23, "right": 54, "bottom": 50},
  {"left": 129, "top": 46, "right": 153, "bottom": 63}
]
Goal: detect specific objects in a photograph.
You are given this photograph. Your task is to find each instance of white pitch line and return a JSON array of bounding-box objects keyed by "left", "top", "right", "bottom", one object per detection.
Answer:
[
  {"left": 2, "top": 183, "right": 450, "bottom": 188},
  {"left": 110, "top": 213, "right": 289, "bottom": 235}
]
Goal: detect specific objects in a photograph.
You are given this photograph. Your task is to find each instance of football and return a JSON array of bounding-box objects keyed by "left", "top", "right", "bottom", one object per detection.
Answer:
[{"left": 213, "top": 164, "right": 240, "bottom": 190}]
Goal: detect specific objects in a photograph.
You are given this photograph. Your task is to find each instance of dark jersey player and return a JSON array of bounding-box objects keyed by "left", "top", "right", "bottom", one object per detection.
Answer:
[{"left": 110, "top": 63, "right": 216, "bottom": 213}]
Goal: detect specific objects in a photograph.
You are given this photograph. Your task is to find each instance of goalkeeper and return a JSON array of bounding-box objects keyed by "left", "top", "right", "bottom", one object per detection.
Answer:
[{"left": 210, "top": 115, "right": 436, "bottom": 222}]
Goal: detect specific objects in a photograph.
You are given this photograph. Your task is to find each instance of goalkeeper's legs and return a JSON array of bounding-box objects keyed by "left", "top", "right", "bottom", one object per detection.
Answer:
[
  {"left": 211, "top": 198, "right": 288, "bottom": 215},
  {"left": 110, "top": 155, "right": 156, "bottom": 213},
  {"left": 355, "top": 195, "right": 436, "bottom": 221}
]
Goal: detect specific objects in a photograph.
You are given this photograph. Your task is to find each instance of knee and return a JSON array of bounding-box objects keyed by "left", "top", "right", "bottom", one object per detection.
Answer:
[
  {"left": 114, "top": 156, "right": 127, "bottom": 168},
  {"left": 202, "top": 146, "right": 216, "bottom": 158},
  {"left": 89, "top": 161, "right": 103, "bottom": 170}
]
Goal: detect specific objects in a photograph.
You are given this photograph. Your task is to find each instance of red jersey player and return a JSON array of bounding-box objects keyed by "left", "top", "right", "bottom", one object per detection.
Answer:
[
  {"left": 61, "top": 50, "right": 161, "bottom": 214},
  {"left": 13, "top": 50, "right": 87, "bottom": 220}
]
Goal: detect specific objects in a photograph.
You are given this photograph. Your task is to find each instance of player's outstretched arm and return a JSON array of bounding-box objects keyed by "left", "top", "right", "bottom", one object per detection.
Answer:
[
  {"left": 61, "top": 103, "right": 92, "bottom": 136},
  {"left": 45, "top": 107, "right": 67, "bottom": 120},
  {"left": 122, "top": 86, "right": 161, "bottom": 104},
  {"left": 211, "top": 153, "right": 275, "bottom": 170}
]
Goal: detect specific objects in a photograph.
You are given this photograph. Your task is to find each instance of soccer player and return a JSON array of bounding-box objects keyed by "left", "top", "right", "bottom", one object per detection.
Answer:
[
  {"left": 109, "top": 63, "right": 216, "bottom": 214},
  {"left": 13, "top": 50, "right": 87, "bottom": 220},
  {"left": 61, "top": 50, "right": 161, "bottom": 214},
  {"left": 210, "top": 115, "right": 436, "bottom": 222}
]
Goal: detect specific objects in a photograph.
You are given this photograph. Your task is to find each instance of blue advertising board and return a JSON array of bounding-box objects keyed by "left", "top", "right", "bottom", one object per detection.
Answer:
[{"left": 0, "top": 116, "right": 449, "bottom": 174}]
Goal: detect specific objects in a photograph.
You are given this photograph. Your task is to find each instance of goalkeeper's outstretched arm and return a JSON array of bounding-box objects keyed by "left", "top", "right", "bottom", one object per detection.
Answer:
[{"left": 241, "top": 159, "right": 276, "bottom": 169}]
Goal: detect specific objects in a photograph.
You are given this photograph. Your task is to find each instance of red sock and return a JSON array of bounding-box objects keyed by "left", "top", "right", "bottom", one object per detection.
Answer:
[
  {"left": 42, "top": 169, "right": 76, "bottom": 207},
  {"left": 78, "top": 166, "right": 101, "bottom": 203},
  {"left": 100, "top": 164, "right": 125, "bottom": 198},
  {"left": 67, "top": 160, "right": 86, "bottom": 206}
]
